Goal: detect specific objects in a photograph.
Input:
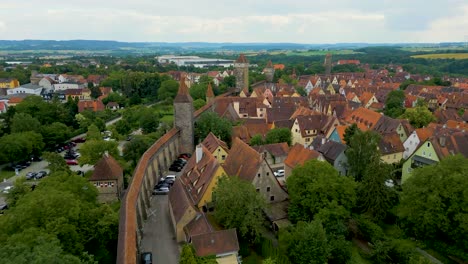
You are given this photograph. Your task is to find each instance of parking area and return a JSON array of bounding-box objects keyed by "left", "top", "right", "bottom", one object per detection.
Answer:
[{"left": 139, "top": 155, "right": 189, "bottom": 264}]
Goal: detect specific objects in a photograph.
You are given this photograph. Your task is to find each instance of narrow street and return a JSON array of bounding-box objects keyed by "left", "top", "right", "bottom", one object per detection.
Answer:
[{"left": 140, "top": 194, "right": 180, "bottom": 264}]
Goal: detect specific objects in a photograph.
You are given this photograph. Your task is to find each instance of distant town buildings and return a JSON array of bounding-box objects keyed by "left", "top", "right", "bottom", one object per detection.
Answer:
[{"left": 156, "top": 55, "right": 234, "bottom": 68}]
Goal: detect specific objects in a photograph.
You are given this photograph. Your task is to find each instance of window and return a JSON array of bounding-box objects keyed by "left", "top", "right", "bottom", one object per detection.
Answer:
[
  {"left": 393, "top": 154, "right": 396, "bottom": 159},
  {"left": 427, "top": 142, "right": 430, "bottom": 147},
  {"left": 423, "top": 151, "right": 426, "bottom": 156},
  {"left": 295, "top": 129, "right": 298, "bottom": 132},
  {"left": 257, "top": 173, "right": 260, "bottom": 178},
  {"left": 428, "top": 153, "right": 431, "bottom": 157},
  {"left": 267, "top": 187, "right": 270, "bottom": 192},
  {"left": 270, "top": 196, "right": 275, "bottom": 201},
  {"left": 222, "top": 155, "right": 226, "bottom": 160},
  {"left": 266, "top": 172, "right": 269, "bottom": 176},
  {"left": 256, "top": 188, "right": 260, "bottom": 192},
  {"left": 214, "top": 155, "right": 217, "bottom": 159}
]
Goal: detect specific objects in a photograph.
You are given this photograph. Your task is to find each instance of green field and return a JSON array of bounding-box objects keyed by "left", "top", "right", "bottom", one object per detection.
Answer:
[
  {"left": 411, "top": 53, "right": 468, "bottom": 59},
  {"left": 245, "top": 49, "right": 362, "bottom": 57}
]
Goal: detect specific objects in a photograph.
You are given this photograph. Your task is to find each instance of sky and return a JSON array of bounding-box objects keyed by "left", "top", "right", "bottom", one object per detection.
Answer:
[{"left": 0, "top": 0, "right": 467, "bottom": 43}]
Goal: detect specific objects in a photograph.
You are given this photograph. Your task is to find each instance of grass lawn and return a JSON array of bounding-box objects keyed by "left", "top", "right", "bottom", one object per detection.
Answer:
[
  {"left": 0, "top": 169, "right": 15, "bottom": 182},
  {"left": 242, "top": 251, "right": 264, "bottom": 264},
  {"left": 411, "top": 53, "right": 468, "bottom": 60}
]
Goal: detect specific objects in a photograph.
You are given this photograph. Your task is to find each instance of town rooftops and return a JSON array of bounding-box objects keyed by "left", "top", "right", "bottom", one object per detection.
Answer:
[
  {"left": 202, "top": 132, "right": 229, "bottom": 154},
  {"left": 169, "top": 179, "right": 195, "bottom": 223},
  {"left": 252, "top": 142, "right": 290, "bottom": 158},
  {"left": 19, "top": 83, "right": 43, "bottom": 90},
  {"left": 311, "top": 136, "right": 346, "bottom": 163},
  {"left": 379, "top": 132, "right": 405, "bottom": 155},
  {"left": 284, "top": 143, "right": 321, "bottom": 168},
  {"left": 345, "top": 107, "right": 382, "bottom": 131},
  {"left": 174, "top": 77, "right": 193, "bottom": 103},
  {"left": 223, "top": 138, "right": 262, "bottom": 182},
  {"left": 191, "top": 229, "right": 239, "bottom": 257},
  {"left": 90, "top": 153, "right": 123, "bottom": 181}
]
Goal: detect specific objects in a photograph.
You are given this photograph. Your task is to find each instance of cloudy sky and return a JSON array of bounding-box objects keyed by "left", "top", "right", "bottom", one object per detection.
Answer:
[{"left": 1, "top": 0, "right": 467, "bottom": 43}]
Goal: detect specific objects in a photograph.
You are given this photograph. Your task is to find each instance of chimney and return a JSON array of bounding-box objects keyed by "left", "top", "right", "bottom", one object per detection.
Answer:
[
  {"left": 321, "top": 137, "right": 326, "bottom": 146},
  {"left": 196, "top": 144, "right": 203, "bottom": 163}
]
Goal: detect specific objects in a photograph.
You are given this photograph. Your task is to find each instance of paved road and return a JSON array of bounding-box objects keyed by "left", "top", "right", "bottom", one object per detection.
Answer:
[{"left": 140, "top": 194, "right": 180, "bottom": 264}]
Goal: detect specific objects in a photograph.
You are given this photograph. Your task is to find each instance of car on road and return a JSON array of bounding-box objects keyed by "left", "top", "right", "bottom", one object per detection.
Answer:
[
  {"left": 66, "top": 159, "right": 79, "bottom": 165},
  {"left": 26, "top": 172, "right": 37, "bottom": 180},
  {"left": 152, "top": 187, "right": 170, "bottom": 195},
  {"left": 154, "top": 182, "right": 171, "bottom": 189},
  {"left": 140, "top": 252, "right": 152, "bottom": 264},
  {"left": 72, "top": 137, "right": 86, "bottom": 143},
  {"left": 0, "top": 203, "right": 8, "bottom": 214},
  {"left": 166, "top": 175, "right": 176, "bottom": 181},
  {"left": 2, "top": 186, "right": 12, "bottom": 193},
  {"left": 169, "top": 166, "right": 182, "bottom": 172},
  {"left": 274, "top": 169, "right": 285, "bottom": 177},
  {"left": 35, "top": 171, "right": 48, "bottom": 179}
]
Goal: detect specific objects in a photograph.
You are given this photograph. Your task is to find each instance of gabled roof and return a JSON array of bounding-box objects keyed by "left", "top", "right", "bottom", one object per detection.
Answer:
[
  {"left": 169, "top": 179, "right": 195, "bottom": 223},
  {"left": 90, "top": 154, "right": 123, "bottom": 181},
  {"left": 184, "top": 213, "right": 212, "bottom": 239},
  {"left": 379, "top": 132, "right": 405, "bottom": 155},
  {"left": 311, "top": 136, "right": 346, "bottom": 162},
  {"left": 273, "top": 119, "right": 295, "bottom": 130},
  {"left": 174, "top": 77, "right": 193, "bottom": 103},
  {"left": 192, "top": 229, "right": 239, "bottom": 257},
  {"left": 266, "top": 107, "right": 296, "bottom": 124},
  {"left": 415, "top": 127, "right": 435, "bottom": 142},
  {"left": 202, "top": 132, "right": 229, "bottom": 154},
  {"left": 179, "top": 145, "right": 221, "bottom": 205},
  {"left": 295, "top": 114, "right": 338, "bottom": 137},
  {"left": 284, "top": 143, "right": 321, "bottom": 168},
  {"left": 206, "top": 83, "right": 214, "bottom": 98},
  {"left": 373, "top": 116, "right": 403, "bottom": 135},
  {"left": 223, "top": 138, "right": 262, "bottom": 182},
  {"left": 345, "top": 107, "right": 382, "bottom": 131},
  {"left": 252, "top": 142, "right": 290, "bottom": 158}
]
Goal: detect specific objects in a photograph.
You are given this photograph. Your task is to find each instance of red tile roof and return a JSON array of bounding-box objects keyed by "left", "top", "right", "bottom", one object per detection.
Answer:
[
  {"left": 235, "top": 54, "right": 248, "bottom": 63},
  {"left": 78, "top": 100, "right": 105, "bottom": 112},
  {"left": 192, "top": 229, "right": 239, "bottom": 257},
  {"left": 284, "top": 143, "right": 321, "bottom": 168},
  {"left": 174, "top": 77, "right": 193, "bottom": 103},
  {"left": 90, "top": 154, "right": 123, "bottom": 181},
  {"left": 345, "top": 107, "right": 382, "bottom": 131},
  {"left": 223, "top": 138, "right": 262, "bottom": 182}
]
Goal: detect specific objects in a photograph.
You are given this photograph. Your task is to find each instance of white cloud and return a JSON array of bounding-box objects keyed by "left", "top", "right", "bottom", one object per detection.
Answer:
[{"left": 0, "top": 0, "right": 466, "bottom": 43}]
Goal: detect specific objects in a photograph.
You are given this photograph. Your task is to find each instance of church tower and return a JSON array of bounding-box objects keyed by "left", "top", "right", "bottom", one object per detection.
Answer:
[
  {"left": 174, "top": 77, "right": 194, "bottom": 154},
  {"left": 264, "top": 60, "right": 275, "bottom": 82},
  {"left": 234, "top": 54, "right": 249, "bottom": 94},
  {"left": 324, "top": 53, "right": 332, "bottom": 76}
]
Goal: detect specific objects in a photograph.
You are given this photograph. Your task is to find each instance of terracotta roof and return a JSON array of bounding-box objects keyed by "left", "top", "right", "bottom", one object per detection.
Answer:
[
  {"left": 290, "top": 106, "right": 320, "bottom": 120},
  {"left": 345, "top": 107, "right": 382, "bottom": 131},
  {"left": 335, "top": 125, "right": 348, "bottom": 142},
  {"left": 415, "top": 127, "right": 434, "bottom": 142},
  {"left": 235, "top": 54, "right": 248, "bottom": 63},
  {"left": 179, "top": 144, "right": 221, "bottom": 205},
  {"left": 223, "top": 138, "right": 262, "bottom": 182},
  {"left": 78, "top": 100, "right": 105, "bottom": 112},
  {"left": 8, "top": 97, "right": 24, "bottom": 104},
  {"left": 206, "top": 83, "right": 214, "bottom": 98},
  {"left": 266, "top": 107, "right": 296, "bottom": 124},
  {"left": 192, "top": 229, "right": 239, "bottom": 257},
  {"left": 295, "top": 114, "right": 338, "bottom": 137},
  {"left": 89, "top": 154, "right": 123, "bottom": 181},
  {"left": 273, "top": 64, "right": 285, "bottom": 70},
  {"left": 359, "top": 92, "right": 375, "bottom": 105},
  {"left": 252, "top": 142, "right": 289, "bottom": 158},
  {"left": 284, "top": 143, "right": 321, "bottom": 168},
  {"left": 273, "top": 119, "right": 295, "bottom": 130},
  {"left": 169, "top": 179, "right": 195, "bottom": 224},
  {"left": 379, "top": 132, "right": 405, "bottom": 155},
  {"left": 0, "top": 101, "right": 6, "bottom": 111},
  {"left": 174, "top": 77, "right": 193, "bottom": 103},
  {"left": 373, "top": 116, "right": 403, "bottom": 135},
  {"left": 202, "top": 132, "right": 229, "bottom": 154},
  {"left": 184, "top": 213, "right": 213, "bottom": 239},
  {"left": 64, "top": 88, "right": 83, "bottom": 95}
]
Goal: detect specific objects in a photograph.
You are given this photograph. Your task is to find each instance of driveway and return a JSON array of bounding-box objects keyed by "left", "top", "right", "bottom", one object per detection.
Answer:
[{"left": 140, "top": 194, "right": 180, "bottom": 264}]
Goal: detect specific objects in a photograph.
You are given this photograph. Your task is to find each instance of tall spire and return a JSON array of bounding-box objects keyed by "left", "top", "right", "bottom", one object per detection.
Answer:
[
  {"left": 236, "top": 53, "right": 248, "bottom": 63},
  {"left": 174, "top": 77, "right": 192, "bottom": 103},
  {"left": 266, "top": 60, "right": 273, "bottom": 68}
]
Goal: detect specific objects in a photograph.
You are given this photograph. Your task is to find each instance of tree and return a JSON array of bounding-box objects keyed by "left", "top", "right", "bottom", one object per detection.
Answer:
[
  {"left": 89, "top": 85, "right": 102, "bottom": 99},
  {"left": 398, "top": 155, "right": 468, "bottom": 253},
  {"left": 10, "top": 113, "right": 41, "bottom": 133},
  {"left": 195, "top": 112, "right": 232, "bottom": 145},
  {"left": 384, "top": 90, "right": 406, "bottom": 118},
  {"left": 79, "top": 140, "right": 119, "bottom": 165},
  {"left": 0, "top": 132, "right": 44, "bottom": 163},
  {"left": 6, "top": 178, "right": 31, "bottom": 208},
  {"left": 193, "top": 99, "right": 206, "bottom": 110},
  {"left": 189, "top": 77, "right": 211, "bottom": 100},
  {"left": 249, "top": 134, "right": 264, "bottom": 146},
  {"left": 41, "top": 122, "right": 70, "bottom": 148},
  {"left": 158, "top": 79, "right": 179, "bottom": 101},
  {"left": 265, "top": 128, "right": 292, "bottom": 146},
  {"left": 286, "top": 160, "right": 357, "bottom": 223},
  {"left": 345, "top": 130, "right": 381, "bottom": 181},
  {"left": 180, "top": 244, "right": 198, "bottom": 264},
  {"left": 343, "top": 123, "right": 359, "bottom": 146},
  {"left": 358, "top": 161, "right": 397, "bottom": 221},
  {"left": 115, "top": 119, "right": 131, "bottom": 136},
  {"left": 213, "top": 176, "right": 266, "bottom": 241},
  {"left": 43, "top": 152, "right": 71, "bottom": 174},
  {"left": 279, "top": 220, "right": 330, "bottom": 264},
  {"left": 139, "top": 113, "right": 159, "bottom": 134},
  {"left": 86, "top": 124, "right": 101, "bottom": 141},
  {"left": 400, "top": 106, "right": 436, "bottom": 128},
  {"left": 123, "top": 136, "right": 152, "bottom": 166}
]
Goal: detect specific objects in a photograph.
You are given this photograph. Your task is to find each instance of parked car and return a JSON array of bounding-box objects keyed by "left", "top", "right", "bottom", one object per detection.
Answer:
[
  {"left": 66, "top": 160, "right": 79, "bottom": 165},
  {"left": 26, "top": 172, "right": 37, "bottom": 180},
  {"left": 0, "top": 203, "right": 8, "bottom": 214},
  {"left": 169, "top": 166, "right": 182, "bottom": 172},
  {"left": 154, "top": 182, "right": 170, "bottom": 189},
  {"left": 35, "top": 171, "right": 48, "bottom": 179},
  {"left": 2, "top": 186, "right": 12, "bottom": 193},
  {"left": 72, "top": 137, "right": 86, "bottom": 143},
  {"left": 166, "top": 175, "right": 176, "bottom": 181},
  {"left": 173, "top": 159, "right": 187, "bottom": 165},
  {"left": 274, "top": 169, "right": 285, "bottom": 177},
  {"left": 141, "top": 252, "right": 152, "bottom": 264},
  {"left": 152, "top": 187, "right": 170, "bottom": 195}
]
